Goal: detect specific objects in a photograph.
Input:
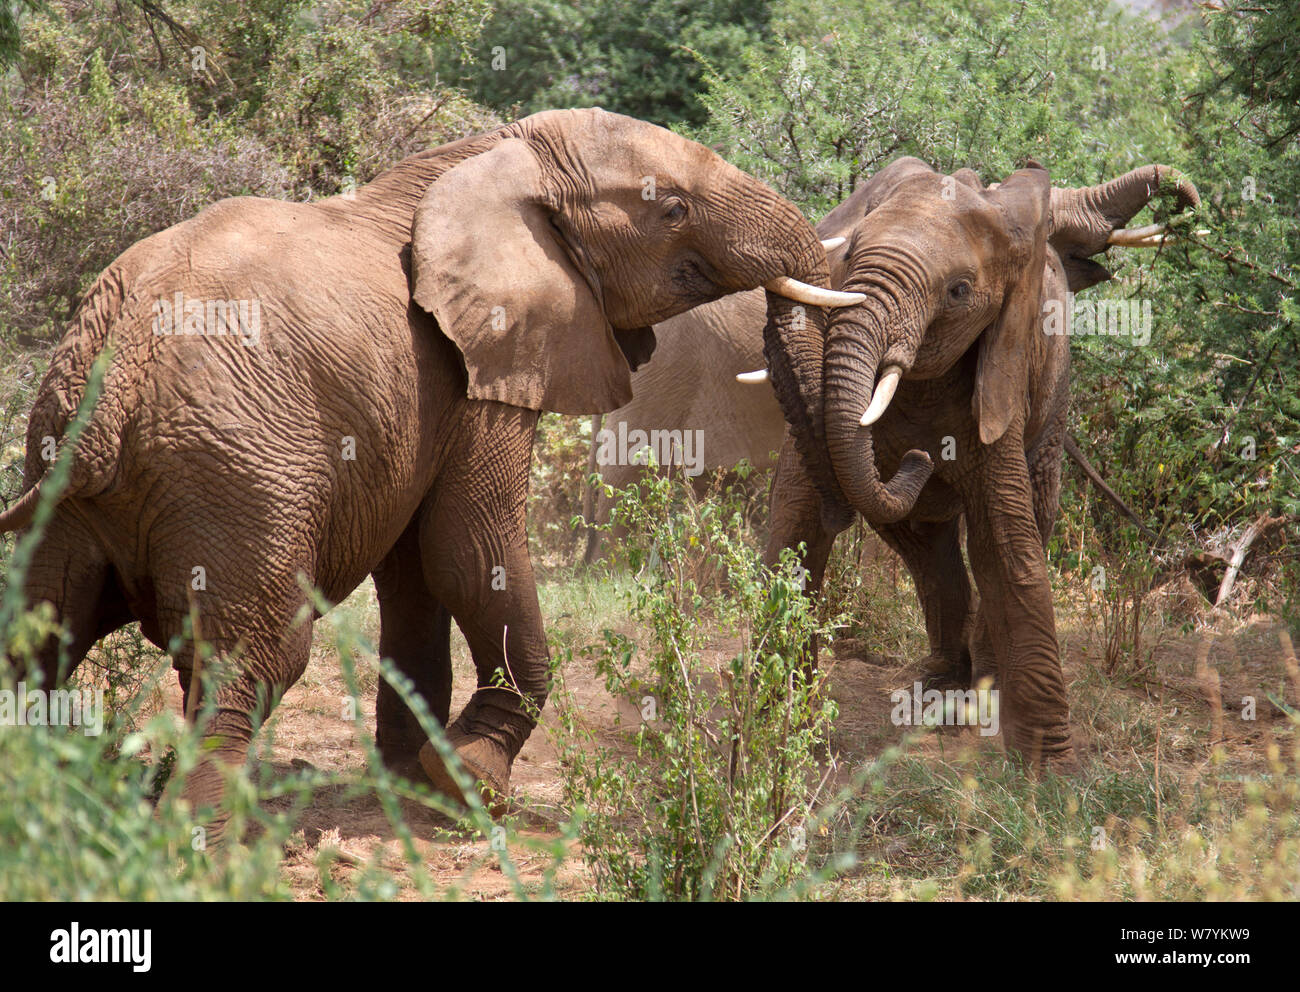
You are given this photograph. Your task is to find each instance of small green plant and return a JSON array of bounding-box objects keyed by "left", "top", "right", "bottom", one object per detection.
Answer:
[{"left": 553, "top": 468, "right": 843, "bottom": 899}]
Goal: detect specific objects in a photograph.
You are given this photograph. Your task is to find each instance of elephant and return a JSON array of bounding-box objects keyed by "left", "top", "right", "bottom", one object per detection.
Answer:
[
  {"left": 0, "top": 108, "right": 859, "bottom": 827},
  {"left": 761, "top": 156, "right": 1199, "bottom": 770},
  {"left": 584, "top": 155, "right": 1198, "bottom": 769}
]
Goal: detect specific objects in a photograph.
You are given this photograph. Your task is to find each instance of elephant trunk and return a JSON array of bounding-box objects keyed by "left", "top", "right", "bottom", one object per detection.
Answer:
[
  {"left": 1052, "top": 164, "right": 1200, "bottom": 236},
  {"left": 823, "top": 299, "right": 933, "bottom": 524},
  {"left": 750, "top": 190, "right": 858, "bottom": 532},
  {"left": 762, "top": 291, "right": 855, "bottom": 531}
]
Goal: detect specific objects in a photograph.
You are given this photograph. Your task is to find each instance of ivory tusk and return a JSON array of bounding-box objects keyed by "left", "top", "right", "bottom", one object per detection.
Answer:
[
  {"left": 821, "top": 237, "right": 846, "bottom": 250},
  {"left": 1108, "top": 223, "right": 1168, "bottom": 246},
  {"left": 736, "top": 369, "right": 769, "bottom": 383},
  {"left": 860, "top": 365, "right": 902, "bottom": 426},
  {"left": 764, "top": 275, "right": 865, "bottom": 308}
]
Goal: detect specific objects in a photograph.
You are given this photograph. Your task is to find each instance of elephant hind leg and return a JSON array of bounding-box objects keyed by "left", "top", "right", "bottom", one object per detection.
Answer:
[
  {"left": 151, "top": 556, "right": 316, "bottom": 842},
  {"left": 9, "top": 505, "right": 134, "bottom": 687},
  {"left": 372, "top": 517, "right": 453, "bottom": 777}
]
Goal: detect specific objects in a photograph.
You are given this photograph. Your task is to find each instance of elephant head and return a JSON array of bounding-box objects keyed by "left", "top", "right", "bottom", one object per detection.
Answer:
[
  {"left": 406, "top": 109, "right": 859, "bottom": 420},
  {"left": 792, "top": 156, "right": 1198, "bottom": 525}
]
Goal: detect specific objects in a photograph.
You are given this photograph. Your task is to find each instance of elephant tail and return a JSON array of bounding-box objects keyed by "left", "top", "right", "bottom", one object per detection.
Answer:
[{"left": 0, "top": 484, "right": 44, "bottom": 534}]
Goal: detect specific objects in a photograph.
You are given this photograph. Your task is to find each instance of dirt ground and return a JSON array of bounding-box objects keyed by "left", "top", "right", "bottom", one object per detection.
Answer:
[{"left": 137, "top": 570, "right": 1296, "bottom": 901}]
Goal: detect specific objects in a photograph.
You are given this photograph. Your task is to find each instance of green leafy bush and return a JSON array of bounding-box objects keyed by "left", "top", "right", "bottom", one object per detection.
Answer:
[{"left": 553, "top": 469, "right": 843, "bottom": 899}]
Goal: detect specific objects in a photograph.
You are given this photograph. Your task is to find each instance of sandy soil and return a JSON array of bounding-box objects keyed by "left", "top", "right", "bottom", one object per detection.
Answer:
[{"left": 136, "top": 571, "right": 1297, "bottom": 900}]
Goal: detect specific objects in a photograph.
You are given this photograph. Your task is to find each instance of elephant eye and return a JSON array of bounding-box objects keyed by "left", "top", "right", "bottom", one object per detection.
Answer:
[
  {"left": 948, "top": 280, "right": 972, "bottom": 302},
  {"left": 663, "top": 198, "right": 688, "bottom": 224}
]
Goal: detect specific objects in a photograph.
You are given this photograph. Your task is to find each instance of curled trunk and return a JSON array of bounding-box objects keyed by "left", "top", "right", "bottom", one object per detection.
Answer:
[
  {"left": 822, "top": 308, "right": 933, "bottom": 524},
  {"left": 1051, "top": 164, "right": 1200, "bottom": 240}
]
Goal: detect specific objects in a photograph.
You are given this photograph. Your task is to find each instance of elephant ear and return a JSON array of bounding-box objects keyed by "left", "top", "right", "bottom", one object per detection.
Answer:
[
  {"left": 973, "top": 163, "right": 1051, "bottom": 445},
  {"left": 410, "top": 137, "right": 642, "bottom": 415}
]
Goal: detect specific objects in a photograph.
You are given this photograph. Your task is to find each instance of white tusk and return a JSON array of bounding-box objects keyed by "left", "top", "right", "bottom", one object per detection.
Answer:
[
  {"left": 1108, "top": 223, "right": 1168, "bottom": 246},
  {"left": 859, "top": 365, "right": 902, "bottom": 426},
  {"left": 736, "top": 369, "right": 769, "bottom": 383},
  {"left": 764, "top": 275, "right": 865, "bottom": 308},
  {"left": 821, "top": 237, "right": 846, "bottom": 250},
  {"left": 1194, "top": 229, "right": 1210, "bottom": 237}
]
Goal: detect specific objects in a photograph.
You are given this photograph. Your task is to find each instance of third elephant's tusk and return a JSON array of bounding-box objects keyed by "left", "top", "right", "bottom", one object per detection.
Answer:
[
  {"left": 764, "top": 276, "right": 865, "bottom": 308},
  {"left": 1108, "top": 223, "right": 1168, "bottom": 246},
  {"left": 860, "top": 365, "right": 903, "bottom": 426},
  {"left": 736, "top": 369, "right": 769, "bottom": 383},
  {"left": 821, "top": 237, "right": 846, "bottom": 250}
]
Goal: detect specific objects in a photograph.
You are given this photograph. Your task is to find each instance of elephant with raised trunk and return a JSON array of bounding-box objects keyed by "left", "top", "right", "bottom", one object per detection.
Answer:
[
  {"left": 760, "top": 157, "right": 1199, "bottom": 769},
  {"left": 0, "top": 108, "right": 857, "bottom": 827}
]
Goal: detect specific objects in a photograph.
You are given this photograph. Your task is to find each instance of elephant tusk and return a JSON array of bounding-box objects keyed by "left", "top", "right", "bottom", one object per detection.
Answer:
[
  {"left": 821, "top": 237, "right": 846, "bottom": 250},
  {"left": 764, "top": 276, "right": 865, "bottom": 308},
  {"left": 1108, "top": 223, "right": 1168, "bottom": 246},
  {"left": 859, "top": 365, "right": 902, "bottom": 426},
  {"left": 736, "top": 368, "right": 769, "bottom": 383}
]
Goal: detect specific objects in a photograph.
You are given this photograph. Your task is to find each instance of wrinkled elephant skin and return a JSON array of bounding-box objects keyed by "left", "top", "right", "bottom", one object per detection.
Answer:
[{"left": 0, "top": 108, "right": 843, "bottom": 831}]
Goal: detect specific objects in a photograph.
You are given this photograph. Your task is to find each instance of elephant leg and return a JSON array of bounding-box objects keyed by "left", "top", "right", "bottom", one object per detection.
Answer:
[
  {"left": 372, "top": 517, "right": 453, "bottom": 777},
  {"left": 872, "top": 516, "right": 975, "bottom": 688},
  {"left": 968, "top": 416, "right": 1062, "bottom": 695},
  {"left": 764, "top": 435, "right": 836, "bottom": 588},
  {"left": 961, "top": 439, "right": 1075, "bottom": 771},
  {"left": 11, "top": 506, "right": 133, "bottom": 687},
  {"left": 172, "top": 618, "right": 314, "bottom": 844},
  {"left": 416, "top": 404, "right": 548, "bottom": 813},
  {"left": 152, "top": 541, "right": 316, "bottom": 842},
  {"left": 763, "top": 434, "right": 838, "bottom": 669}
]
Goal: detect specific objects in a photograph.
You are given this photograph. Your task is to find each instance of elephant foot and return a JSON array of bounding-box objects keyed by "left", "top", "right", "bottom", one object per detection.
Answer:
[
  {"left": 1004, "top": 726, "right": 1079, "bottom": 776},
  {"left": 418, "top": 689, "right": 537, "bottom": 817},
  {"left": 376, "top": 731, "right": 431, "bottom": 783},
  {"left": 917, "top": 653, "right": 972, "bottom": 691},
  {"left": 418, "top": 726, "right": 512, "bottom": 818},
  {"left": 379, "top": 749, "right": 429, "bottom": 785}
]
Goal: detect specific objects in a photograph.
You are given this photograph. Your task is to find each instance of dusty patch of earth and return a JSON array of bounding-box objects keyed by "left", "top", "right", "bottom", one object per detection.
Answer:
[{"left": 135, "top": 576, "right": 1297, "bottom": 900}]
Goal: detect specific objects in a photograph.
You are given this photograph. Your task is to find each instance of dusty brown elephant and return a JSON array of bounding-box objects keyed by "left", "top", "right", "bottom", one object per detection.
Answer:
[
  {"left": 758, "top": 156, "right": 1200, "bottom": 770},
  {"left": 0, "top": 108, "right": 859, "bottom": 827}
]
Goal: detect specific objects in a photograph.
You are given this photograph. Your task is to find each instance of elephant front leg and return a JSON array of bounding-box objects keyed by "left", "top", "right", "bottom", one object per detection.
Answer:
[
  {"left": 962, "top": 442, "right": 1075, "bottom": 770},
  {"left": 873, "top": 516, "right": 975, "bottom": 688},
  {"left": 416, "top": 405, "right": 550, "bottom": 815}
]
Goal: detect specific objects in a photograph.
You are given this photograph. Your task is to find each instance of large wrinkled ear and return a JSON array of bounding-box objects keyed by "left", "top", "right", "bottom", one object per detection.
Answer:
[
  {"left": 410, "top": 137, "right": 643, "bottom": 414},
  {"left": 973, "top": 164, "right": 1050, "bottom": 445}
]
